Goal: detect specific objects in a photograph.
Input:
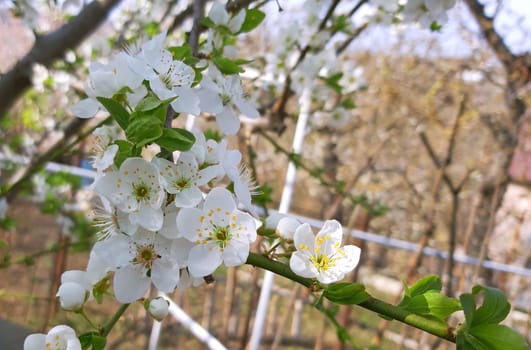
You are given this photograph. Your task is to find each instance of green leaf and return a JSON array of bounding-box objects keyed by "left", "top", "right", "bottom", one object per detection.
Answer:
[
  {"left": 212, "top": 55, "right": 245, "bottom": 74},
  {"left": 468, "top": 324, "right": 527, "bottom": 350},
  {"left": 201, "top": 16, "right": 216, "bottom": 29},
  {"left": 239, "top": 8, "right": 266, "bottom": 33},
  {"left": 331, "top": 14, "right": 349, "bottom": 33},
  {"left": 398, "top": 291, "right": 461, "bottom": 321},
  {"left": 323, "top": 72, "right": 344, "bottom": 94},
  {"left": 79, "top": 332, "right": 107, "bottom": 350},
  {"left": 404, "top": 275, "right": 442, "bottom": 298},
  {"left": 324, "top": 283, "right": 370, "bottom": 305},
  {"left": 471, "top": 286, "right": 511, "bottom": 325},
  {"left": 135, "top": 96, "right": 162, "bottom": 112},
  {"left": 459, "top": 293, "right": 476, "bottom": 326},
  {"left": 341, "top": 97, "right": 356, "bottom": 110},
  {"left": 113, "top": 140, "right": 134, "bottom": 168},
  {"left": 96, "top": 97, "right": 129, "bottom": 130},
  {"left": 125, "top": 116, "right": 163, "bottom": 148},
  {"left": 156, "top": 128, "right": 196, "bottom": 152},
  {"left": 169, "top": 44, "right": 199, "bottom": 67}
]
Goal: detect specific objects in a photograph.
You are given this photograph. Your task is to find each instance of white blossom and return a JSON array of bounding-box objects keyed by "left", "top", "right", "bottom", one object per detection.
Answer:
[
  {"left": 24, "top": 325, "right": 81, "bottom": 350},
  {"left": 93, "top": 229, "right": 183, "bottom": 303},
  {"left": 177, "top": 188, "right": 257, "bottom": 277},
  {"left": 198, "top": 66, "right": 259, "bottom": 135},
  {"left": 153, "top": 153, "right": 217, "bottom": 208},
  {"left": 290, "top": 220, "right": 361, "bottom": 284},
  {"left": 93, "top": 157, "right": 165, "bottom": 231}
]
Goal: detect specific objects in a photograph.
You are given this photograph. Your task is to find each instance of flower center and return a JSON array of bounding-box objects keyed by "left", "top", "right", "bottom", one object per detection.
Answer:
[
  {"left": 133, "top": 243, "right": 159, "bottom": 270},
  {"left": 133, "top": 183, "right": 150, "bottom": 201},
  {"left": 173, "top": 178, "right": 190, "bottom": 191},
  {"left": 160, "top": 73, "right": 173, "bottom": 89},
  {"left": 220, "top": 93, "right": 232, "bottom": 105},
  {"left": 311, "top": 254, "right": 330, "bottom": 272},
  {"left": 212, "top": 225, "right": 232, "bottom": 248}
]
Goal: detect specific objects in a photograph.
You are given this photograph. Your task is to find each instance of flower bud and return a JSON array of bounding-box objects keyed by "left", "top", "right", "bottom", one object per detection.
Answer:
[
  {"left": 145, "top": 297, "right": 170, "bottom": 321},
  {"left": 276, "top": 217, "right": 301, "bottom": 240},
  {"left": 56, "top": 282, "right": 87, "bottom": 311}
]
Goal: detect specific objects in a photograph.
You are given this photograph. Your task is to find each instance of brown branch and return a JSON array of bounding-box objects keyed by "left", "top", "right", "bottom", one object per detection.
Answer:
[
  {"left": 463, "top": 0, "right": 519, "bottom": 72},
  {"left": 0, "top": 0, "right": 123, "bottom": 119},
  {"left": 189, "top": 0, "right": 207, "bottom": 56}
]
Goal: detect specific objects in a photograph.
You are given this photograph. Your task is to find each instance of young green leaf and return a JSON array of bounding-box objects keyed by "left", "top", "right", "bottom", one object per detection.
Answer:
[
  {"left": 125, "top": 116, "right": 163, "bottom": 148},
  {"left": 404, "top": 275, "right": 442, "bottom": 298},
  {"left": 398, "top": 291, "right": 461, "bottom": 321},
  {"left": 323, "top": 72, "right": 344, "bottom": 94},
  {"left": 324, "top": 282, "right": 370, "bottom": 305},
  {"left": 113, "top": 140, "right": 134, "bottom": 168},
  {"left": 156, "top": 128, "right": 196, "bottom": 152},
  {"left": 135, "top": 96, "right": 162, "bottom": 112},
  {"left": 468, "top": 324, "right": 527, "bottom": 350},
  {"left": 213, "top": 55, "right": 245, "bottom": 74},
  {"left": 96, "top": 97, "right": 130, "bottom": 130},
  {"left": 459, "top": 293, "right": 476, "bottom": 327},
  {"left": 239, "top": 8, "right": 266, "bottom": 33},
  {"left": 471, "top": 286, "right": 511, "bottom": 326}
]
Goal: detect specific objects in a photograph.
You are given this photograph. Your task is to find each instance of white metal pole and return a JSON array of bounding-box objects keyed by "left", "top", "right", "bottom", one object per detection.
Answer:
[
  {"left": 147, "top": 320, "right": 162, "bottom": 350},
  {"left": 249, "top": 88, "right": 312, "bottom": 350},
  {"left": 159, "top": 292, "right": 228, "bottom": 350}
]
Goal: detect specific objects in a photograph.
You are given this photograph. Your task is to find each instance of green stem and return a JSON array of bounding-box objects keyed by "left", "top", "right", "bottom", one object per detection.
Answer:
[
  {"left": 100, "top": 303, "right": 130, "bottom": 337},
  {"left": 79, "top": 309, "right": 99, "bottom": 331},
  {"left": 246, "top": 253, "right": 456, "bottom": 343}
]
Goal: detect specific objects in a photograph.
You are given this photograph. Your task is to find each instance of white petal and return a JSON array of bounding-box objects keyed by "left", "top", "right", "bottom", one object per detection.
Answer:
[
  {"left": 24, "top": 334, "right": 45, "bottom": 350},
  {"left": 187, "top": 243, "right": 222, "bottom": 277},
  {"left": 198, "top": 88, "right": 224, "bottom": 113},
  {"left": 158, "top": 209, "right": 180, "bottom": 239},
  {"left": 92, "top": 171, "right": 120, "bottom": 204},
  {"left": 176, "top": 208, "right": 203, "bottom": 241},
  {"left": 197, "top": 165, "right": 219, "bottom": 185},
  {"left": 130, "top": 206, "right": 163, "bottom": 231},
  {"left": 316, "top": 220, "right": 343, "bottom": 256},
  {"left": 234, "top": 179, "right": 252, "bottom": 210},
  {"left": 209, "top": 2, "right": 229, "bottom": 25},
  {"left": 92, "top": 235, "right": 132, "bottom": 268},
  {"left": 222, "top": 239, "right": 249, "bottom": 266},
  {"left": 71, "top": 98, "right": 99, "bottom": 118},
  {"left": 171, "top": 238, "right": 194, "bottom": 266},
  {"left": 234, "top": 98, "right": 259, "bottom": 118},
  {"left": 216, "top": 106, "right": 240, "bottom": 135},
  {"left": 317, "top": 269, "right": 345, "bottom": 284},
  {"left": 289, "top": 251, "right": 318, "bottom": 278},
  {"left": 171, "top": 87, "right": 200, "bottom": 115},
  {"left": 228, "top": 9, "right": 246, "bottom": 33},
  {"left": 113, "top": 265, "right": 150, "bottom": 303},
  {"left": 293, "top": 223, "right": 315, "bottom": 252},
  {"left": 150, "top": 77, "right": 175, "bottom": 100},
  {"left": 151, "top": 259, "right": 179, "bottom": 292},
  {"left": 277, "top": 217, "right": 301, "bottom": 240},
  {"left": 204, "top": 187, "right": 236, "bottom": 212},
  {"left": 338, "top": 245, "right": 361, "bottom": 273},
  {"left": 174, "top": 187, "right": 203, "bottom": 208}
]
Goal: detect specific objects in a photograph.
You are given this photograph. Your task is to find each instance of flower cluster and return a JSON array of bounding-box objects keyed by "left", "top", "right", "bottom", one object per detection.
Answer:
[
  {"left": 21, "top": 1, "right": 460, "bottom": 347},
  {"left": 71, "top": 30, "right": 259, "bottom": 135},
  {"left": 368, "top": 0, "right": 457, "bottom": 28}
]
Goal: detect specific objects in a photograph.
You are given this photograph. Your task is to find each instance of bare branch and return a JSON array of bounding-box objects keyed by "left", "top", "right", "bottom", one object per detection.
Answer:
[{"left": 0, "top": 0, "right": 123, "bottom": 120}]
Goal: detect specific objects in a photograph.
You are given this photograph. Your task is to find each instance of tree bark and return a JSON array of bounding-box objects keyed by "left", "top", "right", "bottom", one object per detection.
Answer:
[{"left": 0, "top": 0, "right": 123, "bottom": 119}]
